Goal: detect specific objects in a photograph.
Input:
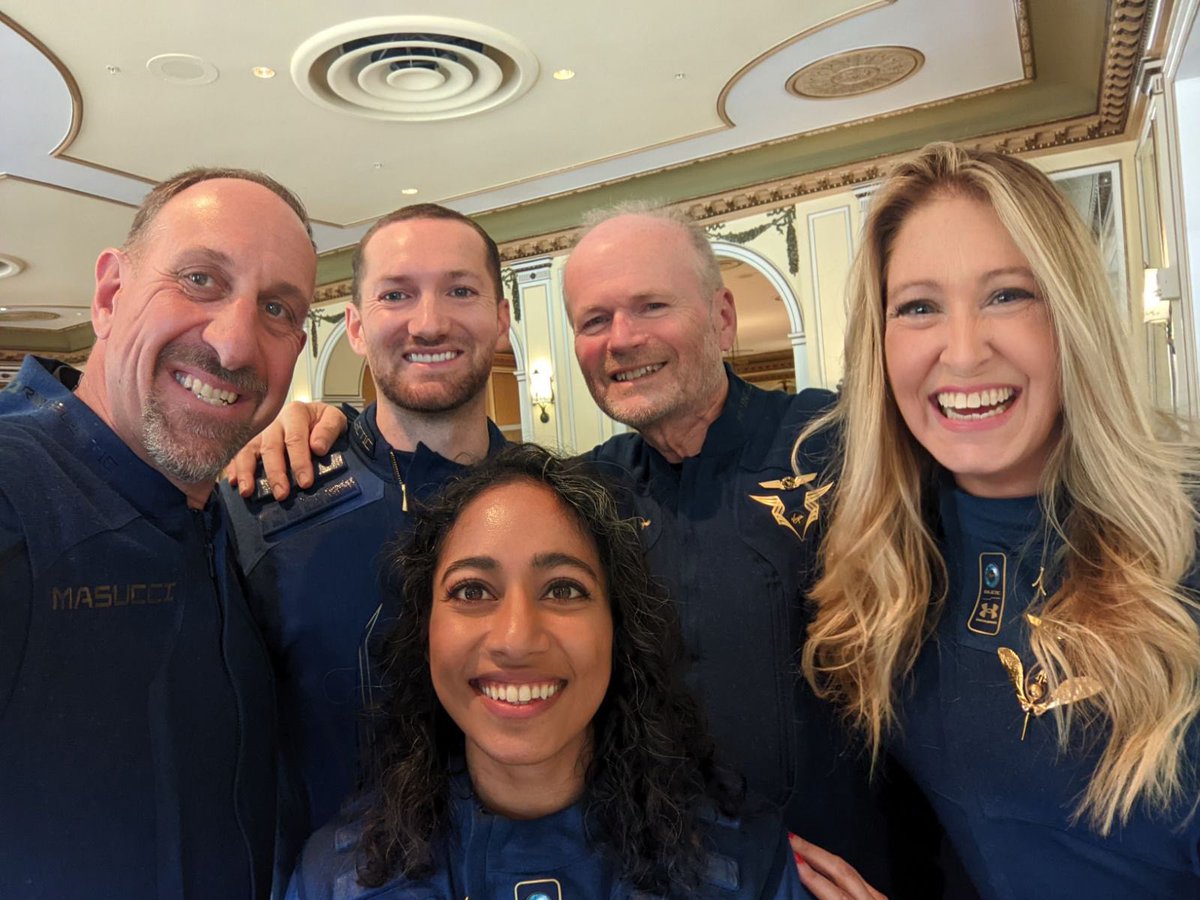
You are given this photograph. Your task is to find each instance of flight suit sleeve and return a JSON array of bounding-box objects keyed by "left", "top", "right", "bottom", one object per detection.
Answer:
[
  {"left": 765, "top": 828, "right": 816, "bottom": 900},
  {"left": 0, "top": 496, "right": 32, "bottom": 719}
]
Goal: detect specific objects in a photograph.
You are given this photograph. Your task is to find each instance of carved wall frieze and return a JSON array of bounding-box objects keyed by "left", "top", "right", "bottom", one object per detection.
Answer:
[
  {"left": 0, "top": 347, "right": 89, "bottom": 367},
  {"left": 314, "top": 280, "right": 353, "bottom": 304}
]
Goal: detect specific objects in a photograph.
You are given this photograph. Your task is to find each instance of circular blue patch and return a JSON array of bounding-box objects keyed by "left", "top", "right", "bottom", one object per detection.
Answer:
[
  {"left": 984, "top": 562, "right": 1001, "bottom": 589},
  {"left": 530, "top": 894, "right": 551, "bottom": 900}
]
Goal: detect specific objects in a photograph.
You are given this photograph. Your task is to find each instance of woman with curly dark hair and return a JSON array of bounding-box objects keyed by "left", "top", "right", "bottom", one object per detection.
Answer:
[{"left": 286, "top": 443, "right": 811, "bottom": 899}]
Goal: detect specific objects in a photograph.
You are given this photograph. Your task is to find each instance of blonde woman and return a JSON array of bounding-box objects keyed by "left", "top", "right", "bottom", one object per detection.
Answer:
[{"left": 797, "top": 142, "right": 1200, "bottom": 898}]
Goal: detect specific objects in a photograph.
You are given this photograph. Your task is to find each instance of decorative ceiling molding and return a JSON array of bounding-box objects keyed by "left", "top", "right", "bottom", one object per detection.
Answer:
[
  {"left": 0, "top": 172, "right": 139, "bottom": 209},
  {"left": 6, "top": 1, "right": 1036, "bottom": 232},
  {"left": 492, "top": 0, "right": 1149, "bottom": 264},
  {"left": 787, "top": 46, "right": 925, "bottom": 99},
  {"left": 715, "top": 0, "right": 894, "bottom": 126}
]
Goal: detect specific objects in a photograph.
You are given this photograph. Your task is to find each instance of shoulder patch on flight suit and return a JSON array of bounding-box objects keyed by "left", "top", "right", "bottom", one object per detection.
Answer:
[
  {"left": 247, "top": 448, "right": 361, "bottom": 538},
  {"left": 259, "top": 474, "right": 362, "bottom": 538},
  {"left": 251, "top": 450, "right": 348, "bottom": 501}
]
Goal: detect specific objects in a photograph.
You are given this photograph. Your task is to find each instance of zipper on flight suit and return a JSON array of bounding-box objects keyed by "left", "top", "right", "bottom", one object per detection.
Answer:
[{"left": 389, "top": 451, "right": 408, "bottom": 512}]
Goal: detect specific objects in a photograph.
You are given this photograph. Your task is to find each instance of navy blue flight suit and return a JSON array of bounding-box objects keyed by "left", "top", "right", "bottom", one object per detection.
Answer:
[
  {"left": 224, "top": 404, "right": 507, "bottom": 868},
  {"left": 894, "top": 482, "right": 1200, "bottom": 898},
  {"left": 286, "top": 776, "right": 814, "bottom": 900},
  {"left": 0, "top": 356, "right": 276, "bottom": 899},
  {"left": 588, "top": 369, "right": 912, "bottom": 894}
]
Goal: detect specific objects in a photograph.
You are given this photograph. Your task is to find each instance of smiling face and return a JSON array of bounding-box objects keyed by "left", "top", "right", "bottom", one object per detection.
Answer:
[
  {"left": 564, "top": 215, "right": 735, "bottom": 433},
  {"left": 347, "top": 217, "right": 509, "bottom": 416},
  {"left": 86, "top": 178, "right": 315, "bottom": 494},
  {"left": 883, "top": 193, "right": 1061, "bottom": 497},
  {"left": 428, "top": 479, "right": 613, "bottom": 794}
]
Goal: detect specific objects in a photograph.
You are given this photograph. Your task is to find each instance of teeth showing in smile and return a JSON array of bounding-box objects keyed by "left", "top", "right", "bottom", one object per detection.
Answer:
[
  {"left": 478, "top": 681, "right": 562, "bottom": 705},
  {"left": 175, "top": 372, "right": 237, "bottom": 406},
  {"left": 936, "top": 387, "right": 1015, "bottom": 421},
  {"left": 407, "top": 351, "right": 458, "bottom": 363},
  {"left": 613, "top": 363, "right": 663, "bottom": 383}
]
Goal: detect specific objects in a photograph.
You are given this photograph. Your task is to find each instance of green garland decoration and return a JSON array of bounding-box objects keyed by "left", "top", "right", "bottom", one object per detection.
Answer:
[
  {"left": 705, "top": 206, "right": 799, "bottom": 275},
  {"left": 307, "top": 308, "right": 346, "bottom": 358},
  {"left": 501, "top": 267, "right": 521, "bottom": 322}
]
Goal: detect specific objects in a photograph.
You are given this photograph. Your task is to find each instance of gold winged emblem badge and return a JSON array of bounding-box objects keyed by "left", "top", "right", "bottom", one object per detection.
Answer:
[
  {"left": 996, "top": 646, "right": 1102, "bottom": 741},
  {"left": 750, "top": 472, "right": 833, "bottom": 541}
]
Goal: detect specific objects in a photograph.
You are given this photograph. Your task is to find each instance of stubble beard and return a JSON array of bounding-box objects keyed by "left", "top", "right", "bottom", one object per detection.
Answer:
[
  {"left": 594, "top": 332, "right": 727, "bottom": 431},
  {"left": 142, "top": 344, "right": 266, "bottom": 485},
  {"left": 374, "top": 352, "right": 493, "bottom": 415}
]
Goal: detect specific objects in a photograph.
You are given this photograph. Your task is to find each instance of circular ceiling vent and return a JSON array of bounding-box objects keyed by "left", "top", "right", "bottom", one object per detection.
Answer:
[
  {"left": 291, "top": 17, "right": 538, "bottom": 122},
  {"left": 788, "top": 47, "right": 924, "bottom": 99},
  {"left": 0, "top": 255, "right": 26, "bottom": 280},
  {"left": 0, "top": 309, "right": 61, "bottom": 323}
]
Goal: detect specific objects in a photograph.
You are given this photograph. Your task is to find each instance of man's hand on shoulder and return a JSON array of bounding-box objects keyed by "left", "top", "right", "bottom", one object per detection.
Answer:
[{"left": 226, "top": 401, "right": 348, "bottom": 500}]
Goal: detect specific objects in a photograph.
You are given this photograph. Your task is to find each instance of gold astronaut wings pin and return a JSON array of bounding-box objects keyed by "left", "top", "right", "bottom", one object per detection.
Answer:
[
  {"left": 996, "top": 605, "right": 1102, "bottom": 741},
  {"left": 750, "top": 472, "right": 833, "bottom": 541}
]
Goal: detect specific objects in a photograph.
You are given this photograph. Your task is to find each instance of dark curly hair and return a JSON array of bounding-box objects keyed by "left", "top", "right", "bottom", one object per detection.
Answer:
[{"left": 355, "top": 443, "right": 740, "bottom": 893}]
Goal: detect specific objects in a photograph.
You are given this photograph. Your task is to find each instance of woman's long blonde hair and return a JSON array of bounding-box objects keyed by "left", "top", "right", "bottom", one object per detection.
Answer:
[{"left": 799, "top": 142, "right": 1200, "bottom": 832}]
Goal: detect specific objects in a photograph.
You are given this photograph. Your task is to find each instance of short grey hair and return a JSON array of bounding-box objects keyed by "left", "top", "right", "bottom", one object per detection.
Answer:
[{"left": 575, "top": 200, "right": 724, "bottom": 296}]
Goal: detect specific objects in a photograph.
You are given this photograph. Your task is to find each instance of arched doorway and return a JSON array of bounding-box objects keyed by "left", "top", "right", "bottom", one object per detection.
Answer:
[{"left": 710, "top": 240, "right": 808, "bottom": 391}]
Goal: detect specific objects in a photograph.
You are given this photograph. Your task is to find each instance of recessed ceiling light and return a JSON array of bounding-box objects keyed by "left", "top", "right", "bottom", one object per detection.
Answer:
[
  {"left": 401, "top": 188, "right": 419, "bottom": 195},
  {"left": 146, "top": 53, "right": 219, "bottom": 85},
  {"left": 252, "top": 66, "right": 276, "bottom": 79},
  {"left": 552, "top": 69, "right": 575, "bottom": 81}
]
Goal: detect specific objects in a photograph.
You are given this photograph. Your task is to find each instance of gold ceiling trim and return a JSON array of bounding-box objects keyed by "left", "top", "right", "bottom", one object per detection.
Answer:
[
  {"left": 0, "top": 13, "right": 348, "bottom": 225},
  {"left": 0, "top": 11, "right": 84, "bottom": 162},
  {"left": 3, "top": 6, "right": 722, "bottom": 230},
  {"left": 715, "top": 0, "right": 895, "bottom": 126},
  {"left": 715, "top": 0, "right": 1032, "bottom": 123},
  {"left": 3, "top": 0, "right": 1032, "bottom": 234},
  {"left": 468, "top": 1, "right": 1036, "bottom": 226},
  {"left": 493, "top": 0, "right": 1147, "bottom": 264},
  {"left": 0, "top": 173, "right": 139, "bottom": 209}
]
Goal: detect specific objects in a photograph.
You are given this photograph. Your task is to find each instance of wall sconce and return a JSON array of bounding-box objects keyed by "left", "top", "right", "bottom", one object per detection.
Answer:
[
  {"left": 1143, "top": 266, "right": 1179, "bottom": 324},
  {"left": 529, "top": 365, "right": 554, "bottom": 423}
]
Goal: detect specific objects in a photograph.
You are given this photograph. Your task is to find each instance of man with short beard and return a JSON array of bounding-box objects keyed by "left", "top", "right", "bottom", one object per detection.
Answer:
[
  {"left": 223, "top": 204, "right": 510, "bottom": 869},
  {"left": 0, "top": 168, "right": 317, "bottom": 898}
]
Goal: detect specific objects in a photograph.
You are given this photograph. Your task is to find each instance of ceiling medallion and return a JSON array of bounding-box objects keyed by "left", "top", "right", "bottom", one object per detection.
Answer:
[
  {"left": 0, "top": 310, "right": 61, "bottom": 323},
  {"left": 291, "top": 17, "right": 538, "bottom": 122},
  {"left": 787, "top": 46, "right": 924, "bottom": 99}
]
